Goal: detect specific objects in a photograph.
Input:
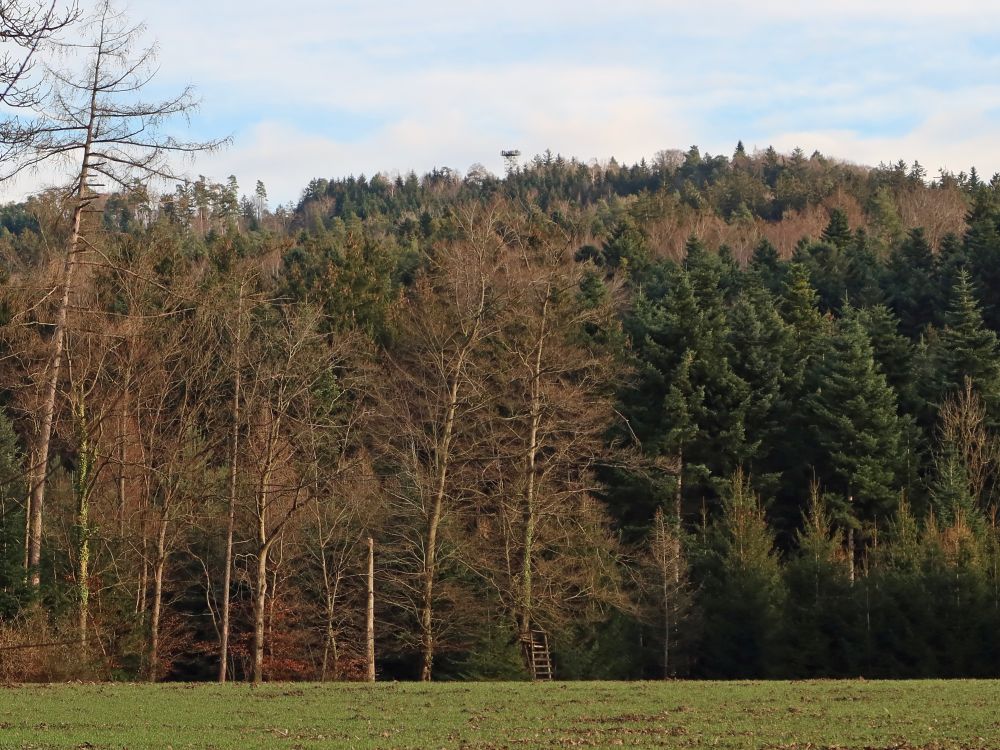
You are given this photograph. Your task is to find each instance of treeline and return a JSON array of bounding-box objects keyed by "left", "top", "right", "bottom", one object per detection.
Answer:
[{"left": 2, "top": 142, "right": 1000, "bottom": 682}]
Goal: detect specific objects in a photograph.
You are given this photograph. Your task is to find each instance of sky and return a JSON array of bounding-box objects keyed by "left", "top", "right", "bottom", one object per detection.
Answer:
[{"left": 5, "top": 0, "right": 1000, "bottom": 205}]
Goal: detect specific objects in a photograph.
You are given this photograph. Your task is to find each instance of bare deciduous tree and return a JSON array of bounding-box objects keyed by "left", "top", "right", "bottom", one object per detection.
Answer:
[
  {"left": 11, "top": 1, "right": 224, "bottom": 587},
  {"left": 376, "top": 204, "right": 504, "bottom": 680}
]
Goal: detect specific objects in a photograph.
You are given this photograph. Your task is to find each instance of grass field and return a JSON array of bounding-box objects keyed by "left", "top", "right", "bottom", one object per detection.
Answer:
[{"left": 0, "top": 680, "right": 998, "bottom": 749}]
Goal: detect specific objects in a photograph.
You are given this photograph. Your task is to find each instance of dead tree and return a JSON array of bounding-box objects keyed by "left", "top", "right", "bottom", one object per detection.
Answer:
[
  {"left": 0, "top": 0, "right": 78, "bottom": 127},
  {"left": 6, "top": 0, "right": 223, "bottom": 587}
]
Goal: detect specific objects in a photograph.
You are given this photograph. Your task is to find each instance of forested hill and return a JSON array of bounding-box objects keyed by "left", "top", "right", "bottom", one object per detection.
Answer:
[{"left": 3, "top": 144, "right": 1000, "bottom": 682}]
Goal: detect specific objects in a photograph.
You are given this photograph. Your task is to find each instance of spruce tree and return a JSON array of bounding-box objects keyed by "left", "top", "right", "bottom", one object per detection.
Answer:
[
  {"left": 884, "top": 228, "right": 939, "bottom": 337},
  {"left": 821, "top": 208, "right": 853, "bottom": 250},
  {"left": 697, "top": 471, "right": 784, "bottom": 677},
  {"left": 749, "top": 238, "right": 785, "bottom": 294},
  {"left": 802, "top": 310, "right": 904, "bottom": 524},
  {"left": 928, "top": 270, "right": 1000, "bottom": 424},
  {"left": 843, "top": 229, "right": 884, "bottom": 308},
  {"left": 964, "top": 195, "right": 1000, "bottom": 330},
  {"left": 725, "top": 280, "right": 792, "bottom": 495},
  {"left": 782, "top": 485, "right": 857, "bottom": 676},
  {"left": 935, "top": 232, "right": 969, "bottom": 320}
]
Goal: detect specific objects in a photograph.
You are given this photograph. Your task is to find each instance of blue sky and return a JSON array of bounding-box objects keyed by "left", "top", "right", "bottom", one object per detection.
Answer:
[{"left": 7, "top": 0, "right": 1000, "bottom": 205}]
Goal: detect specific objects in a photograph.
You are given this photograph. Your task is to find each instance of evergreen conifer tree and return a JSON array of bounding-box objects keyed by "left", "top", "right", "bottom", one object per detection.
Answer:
[
  {"left": 698, "top": 471, "right": 784, "bottom": 677},
  {"left": 802, "top": 311, "right": 904, "bottom": 524},
  {"left": 782, "top": 484, "right": 857, "bottom": 676},
  {"left": 884, "top": 228, "right": 939, "bottom": 337},
  {"left": 928, "top": 270, "right": 1000, "bottom": 424}
]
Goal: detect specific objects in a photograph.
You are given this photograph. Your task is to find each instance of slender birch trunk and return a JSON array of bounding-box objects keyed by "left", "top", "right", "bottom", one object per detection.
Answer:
[
  {"left": 367, "top": 536, "right": 375, "bottom": 683},
  {"left": 520, "top": 291, "right": 549, "bottom": 641},
  {"left": 73, "top": 395, "right": 92, "bottom": 654},
  {"left": 419, "top": 374, "right": 460, "bottom": 682},
  {"left": 149, "top": 515, "right": 168, "bottom": 681},
  {"left": 252, "top": 418, "right": 277, "bottom": 684},
  {"left": 418, "top": 276, "right": 487, "bottom": 682},
  {"left": 218, "top": 287, "right": 243, "bottom": 682}
]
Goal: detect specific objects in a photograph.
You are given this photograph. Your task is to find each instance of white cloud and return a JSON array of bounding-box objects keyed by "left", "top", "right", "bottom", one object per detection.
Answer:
[
  {"left": 194, "top": 64, "right": 693, "bottom": 203},
  {"left": 3, "top": 0, "right": 998, "bottom": 205}
]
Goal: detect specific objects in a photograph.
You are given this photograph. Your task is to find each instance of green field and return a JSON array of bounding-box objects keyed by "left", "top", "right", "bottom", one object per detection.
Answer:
[{"left": 0, "top": 680, "right": 998, "bottom": 749}]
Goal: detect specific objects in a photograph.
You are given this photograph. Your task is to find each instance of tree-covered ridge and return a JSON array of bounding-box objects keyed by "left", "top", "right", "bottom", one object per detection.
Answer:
[{"left": 2, "top": 143, "right": 1000, "bottom": 682}]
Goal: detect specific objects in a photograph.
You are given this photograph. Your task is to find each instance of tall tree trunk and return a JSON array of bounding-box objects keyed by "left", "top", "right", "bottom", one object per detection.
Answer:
[
  {"left": 252, "top": 439, "right": 275, "bottom": 685},
  {"left": 149, "top": 516, "right": 168, "bottom": 682},
  {"left": 27, "top": 58, "right": 101, "bottom": 588},
  {"left": 320, "top": 564, "right": 340, "bottom": 682},
  {"left": 520, "top": 293, "right": 548, "bottom": 642},
  {"left": 419, "top": 371, "right": 463, "bottom": 681},
  {"left": 847, "top": 526, "right": 856, "bottom": 584},
  {"left": 252, "top": 541, "right": 268, "bottom": 684},
  {"left": 73, "top": 395, "right": 92, "bottom": 655},
  {"left": 663, "top": 572, "right": 670, "bottom": 679},
  {"left": 266, "top": 540, "right": 281, "bottom": 665},
  {"left": 117, "top": 389, "right": 127, "bottom": 538},
  {"left": 366, "top": 536, "right": 375, "bottom": 682},
  {"left": 218, "top": 287, "right": 242, "bottom": 682},
  {"left": 22, "top": 447, "right": 34, "bottom": 573},
  {"left": 417, "top": 273, "right": 486, "bottom": 681},
  {"left": 674, "top": 447, "right": 684, "bottom": 526}
]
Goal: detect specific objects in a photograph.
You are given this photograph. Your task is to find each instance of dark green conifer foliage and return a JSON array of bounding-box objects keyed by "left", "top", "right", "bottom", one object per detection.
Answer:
[
  {"left": 782, "top": 485, "right": 857, "bottom": 677},
  {"left": 779, "top": 263, "right": 829, "bottom": 346},
  {"left": 621, "top": 251, "right": 748, "bottom": 524},
  {"left": 767, "top": 265, "right": 835, "bottom": 530},
  {"left": 749, "top": 239, "right": 786, "bottom": 294},
  {"left": 800, "top": 238, "right": 848, "bottom": 313},
  {"left": 964, "top": 200, "right": 1000, "bottom": 331},
  {"left": 855, "top": 305, "right": 913, "bottom": 403},
  {"left": 843, "top": 229, "right": 884, "bottom": 308},
  {"left": 821, "top": 208, "right": 853, "bottom": 250},
  {"left": 865, "top": 500, "right": 936, "bottom": 676},
  {"left": 928, "top": 270, "right": 1000, "bottom": 423},
  {"left": 597, "top": 219, "right": 650, "bottom": 277},
  {"left": 929, "top": 447, "right": 978, "bottom": 527},
  {"left": 854, "top": 305, "right": 923, "bottom": 501},
  {"left": 935, "top": 232, "right": 969, "bottom": 313},
  {"left": 725, "top": 280, "right": 791, "bottom": 495},
  {"left": 802, "top": 310, "right": 904, "bottom": 524},
  {"left": 697, "top": 472, "right": 784, "bottom": 677},
  {"left": 884, "top": 228, "right": 939, "bottom": 337}
]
